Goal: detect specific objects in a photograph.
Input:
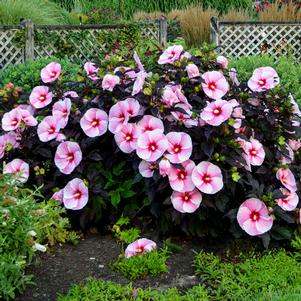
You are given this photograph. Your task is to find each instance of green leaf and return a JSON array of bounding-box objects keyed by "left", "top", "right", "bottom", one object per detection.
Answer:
[{"left": 109, "top": 190, "right": 121, "bottom": 207}]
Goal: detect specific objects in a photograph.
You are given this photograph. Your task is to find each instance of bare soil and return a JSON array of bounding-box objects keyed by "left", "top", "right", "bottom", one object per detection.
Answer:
[{"left": 16, "top": 235, "right": 202, "bottom": 301}]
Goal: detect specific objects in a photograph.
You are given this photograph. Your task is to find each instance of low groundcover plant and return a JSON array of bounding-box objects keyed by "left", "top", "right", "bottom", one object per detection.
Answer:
[{"left": 1, "top": 44, "right": 301, "bottom": 244}]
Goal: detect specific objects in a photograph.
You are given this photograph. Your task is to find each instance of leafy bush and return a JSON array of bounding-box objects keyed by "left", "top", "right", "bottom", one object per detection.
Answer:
[
  {"left": 194, "top": 249, "right": 301, "bottom": 301},
  {"left": 58, "top": 278, "right": 209, "bottom": 301},
  {"left": 1, "top": 45, "right": 301, "bottom": 244},
  {"left": 0, "top": 58, "right": 80, "bottom": 93},
  {"left": 0, "top": 174, "right": 77, "bottom": 300},
  {"left": 230, "top": 55, "right": 301, "bottom": 105},
  {"left": 112, "top": 248, "right": 169, "bottom": 280}
]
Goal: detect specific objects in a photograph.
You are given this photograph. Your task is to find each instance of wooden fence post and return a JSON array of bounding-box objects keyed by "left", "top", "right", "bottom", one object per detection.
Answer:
[
  {"left": 159, "top": 18, "right": 167, "bottom": 47},
  {"left": 23, "top": 20, "right": 35, "bottom": 61},
  {"left": 210, "top": 16, "right": 219, "bottom": 46}
]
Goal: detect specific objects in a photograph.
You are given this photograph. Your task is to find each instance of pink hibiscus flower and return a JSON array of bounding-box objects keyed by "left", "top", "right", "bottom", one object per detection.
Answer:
[
  {"left": 288, "top": 139, "right": 301, "bottom": 151},
  {"left": 137, "top": 115, "right": 164, "bottom": 133},
  {"left": 165, "top": 132, "right": 192, "bottom": 164},
  {"left": 192, "top": 161, "right": 223, "bottom": 194},
  {"left": 229, "top": 68, "right": 240, "bottom": 86},
  {"left": 248, "top": 67, "right": 279, "bottom": 92},
  {"left": 168, "top": 160, "right": 196, "bottom": 192},
  {"left": 84, "top": 62, "right": 99, "bottom": 80},
  {"left": 63, "top": 178, "right": 88, "bottom": 210},
  {"left": 161, "top": 85, "right": 190, "bottom": 109},
  {"left": 51, "top": 189, "right": 63, "bottom": 203},
  {"left": 3, "top": 159, "right": 29, "bottom": 183},
  {"left": 18, "top": 108, "right": 38, "bottom": 127},
  {"left": 2, "top": 108, "right": 22, "bottom": 131},
  {"left": 136, "top": 129, "right": 168, "bottom": 162},
  {"left": 237, "top": 198, "right": 273, "bottom": 236},
  {"left": 0, "top": 132, "right": 19, "bottom": 159},
  {"left": 170, "top": 104, "right": 198, "bottom": 128},
  {"left": 29, "top": 86, "right": 53, "bottom": 109},
  {"left": 138, "top": 160, "right": 158, "bottom": 178},
  {"left": 63, "top": 91, "right": 79, "bottom": 98},
  {"left": 102, "top": 74, "right": 120, "bottom": 91},
  {"left": 158, "top": 45, "right": 183, "bottom": 65},
  {"left": 37, "top": 116, "right": 62, "bottom": 142},
  {"left": 125, "top": 238, "right": 157, "bottom": 258},
  {"left": 216, "top": 56, "right": 229, "bottom": 69},
  {"left": 202, "top": 71, "right": 229, "bottom": 100},
  {"left": 159, "top": 158, "right": 171, "bottom": 177},
  {"left": 132, "top": 71, "right": 148, "bottom": 96},
  {"left": 52, "top": 98, "right": 71, "bottom": 128},
  {"left": 276, "top": 188, "right": 299, "bottom": 211},
  {"left": 171, "top": 189, "right": 202, "bottom": 213},
  {"left": 54, "top": 141, "right": 82, "bottom": 175},
  {"left": 80, "top": 108, "right": 108, "bottom": 137},
  {"left": 200, "top": 99, "right": 233, "bottom": 126},
  {"left": 242, "top": 138, "right": 265, "bottom": 167},
  {"left": 108, "top": 98, "right": 140, "bottom": 134},
  {"left": 41, "top": 62, "right": 61, "bottom": 83},
  {"left": 276, "top": 168, "right": 297, "bottom": 192},
  {"left": 114, "top": 123, "right": 141, "bottom": 153},
  {"left": 186, "top": 63, "right": 200, "bottom": 79}
]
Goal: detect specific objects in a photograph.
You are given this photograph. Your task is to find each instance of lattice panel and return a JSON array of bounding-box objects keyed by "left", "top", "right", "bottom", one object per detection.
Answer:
[
  {"left": 141, "top": 22, "right": 160, "bottom": 41},
  {"left": 34, "top": 23, "right": 160, "bottom": 63},
  {"left": 0, "top": 28, "right": 24, "bottom": 71},
  {"left": 217, "top": 23, "right": 301, "bottom": 61}
]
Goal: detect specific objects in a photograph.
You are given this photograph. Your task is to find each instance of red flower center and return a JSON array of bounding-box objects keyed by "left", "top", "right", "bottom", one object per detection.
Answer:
[
  {"left": 249, "top": 148, "right": 257, "bottom": 156},
  {"left": 250, "top": 211, "right": 260, "bottom": 221},
  {"left": 125, "top": 133, "right": 133, "bottom": 142},
  {"left": 202, "top": 174, "right": 211, "bottom": 184},
  {"left": 48, "top": 126, "right": 55, "bottom": 134},
  {"left": 148, "top": 142, "right": 157, "bottom": 152},
  {"left": 144, "top": 126, "right": 153, "bottom": 132},
  {"left": 173, "top": 144, "right": 182, "bottom": 153},
  {"left": 50, "top": 71, "right": 57, "bottom": 77},
  {"left": 67, "top": 152, "right": 74, "bottom": 162},
  {"left": 11, "top": 118, "right": 18, "bottom": 126},
  {"left": 178, "top": 170, "right": 187, "bottom": 180},
  {"left": 74, "top": 190, "right": 82, "bottom": 199},
  {"left": 213, "top": 107, "right": 221, "bottom": 116},
  {"left": 91, "top": 118, "right": 100, "bottom": 127},
  {"left": 168, "top": 51, "right": 176, "bottom": 58},
  {"left": 39, "top": 95, "right": 46, "bottom": 101},
  {"left": 258, "top": 79, "right": 266, "bottom": 86},
  {"left": 208, "top": 82, "right": 216, "bottom": 90},
  {"left": 136, "top": 246, "right": 144, "bottom": 254},
  {"left": 182, "top": 192, "right": 191, "bottom": 202}
]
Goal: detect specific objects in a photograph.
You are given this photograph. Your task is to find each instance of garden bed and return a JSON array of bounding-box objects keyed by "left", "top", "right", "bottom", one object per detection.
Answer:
[{"left": 16, "top": 234, "right": 203, "bottom": 301}]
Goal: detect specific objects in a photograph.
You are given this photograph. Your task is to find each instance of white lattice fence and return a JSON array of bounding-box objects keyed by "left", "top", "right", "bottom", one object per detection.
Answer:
[
  {"left": 0, "top": 20, "right": 166, "bottom": 71},
  {"left": 0, "top": 26, "right": 24, "bottom": 70},
  {"left": 210, "top": 17, "right": 301, "bottom": 61}
]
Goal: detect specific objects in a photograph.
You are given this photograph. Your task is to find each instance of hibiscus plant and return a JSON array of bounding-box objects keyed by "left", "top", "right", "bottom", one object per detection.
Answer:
[{"left": 1, "top": 44, "right": 301, "bottom": 244}]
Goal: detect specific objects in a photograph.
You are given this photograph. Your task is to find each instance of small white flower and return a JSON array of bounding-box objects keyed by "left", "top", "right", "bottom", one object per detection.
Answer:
[
  {"left": 32, "top": 243, "right": 47, "bottom": 252},
  {"left": 27, "top": 230, "right": 37, "bottom": 237}
]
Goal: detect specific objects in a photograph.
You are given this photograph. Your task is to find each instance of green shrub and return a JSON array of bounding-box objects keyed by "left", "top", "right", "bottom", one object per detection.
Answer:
[
  {"left": 0, "top": 0, "right": 69, "bottom": 25},
  {"left": 0, "top": 58, "right": 80, "bottom": 93},
  {"left": 194, "top": 249, "right": 301, "bottom": 301},
  {"left": 112, "top": 249, "right": 169, "bottom": 280},
  {"left": 0, "top": 254, "right": 33, "bottom": 301},
  {"left": 35, "top": 200, "right": 79, "bottom": 246},
  {"left": 58, "top": 278, "right": 209, "bottom": 301},
  {"left": 230, "top": 55, "right": 301, "bottom": 105},
  {"left": 0, "top": 174, "right": 78, "bottom": 300}
]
